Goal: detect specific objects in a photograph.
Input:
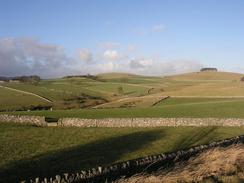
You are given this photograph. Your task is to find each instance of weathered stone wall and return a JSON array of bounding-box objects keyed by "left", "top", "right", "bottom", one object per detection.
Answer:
[
  {"left": 1, "top": 115, "right": 244, "bottom": 127},
  {"left": 22, "top": 135, "right": 244, "bottom": 183},
  {"left": 58, "top": 118, "right": 244, "bottom": 127},
  {"left": 0, "top": 114, "right": 47, "bottom": 126}
]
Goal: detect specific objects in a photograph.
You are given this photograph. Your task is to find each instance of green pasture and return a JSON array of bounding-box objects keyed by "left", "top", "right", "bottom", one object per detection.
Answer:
[
  {"left": 155, "top": 97, "right": 243, "bottom": 106},
  {"left": 1, "top": 71, "right": 244, "bottom": 111},
  {"left": 0, "top": 87, "right": 49, "bottom": 111},
  {"left": 4, "top": 98, "right": 244, "bottom": 119},
  {"left": 0, "top": 123, "right": 243, "bottom": 182}
]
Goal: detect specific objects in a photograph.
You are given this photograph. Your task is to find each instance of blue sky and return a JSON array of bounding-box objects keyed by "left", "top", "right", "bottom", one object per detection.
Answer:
[{"left": 0, "top": 0, "right": 244, "bottom": 77}]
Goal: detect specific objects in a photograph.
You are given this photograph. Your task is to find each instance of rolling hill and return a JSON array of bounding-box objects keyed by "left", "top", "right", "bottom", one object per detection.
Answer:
[{"left": 0, "top": 71, "right": 244, "bottom": 111}]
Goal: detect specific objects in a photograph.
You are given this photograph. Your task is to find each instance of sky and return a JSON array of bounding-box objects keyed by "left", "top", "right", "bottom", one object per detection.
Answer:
[{"left": 0, "top": 0, "right": 244, "bottom": 78}]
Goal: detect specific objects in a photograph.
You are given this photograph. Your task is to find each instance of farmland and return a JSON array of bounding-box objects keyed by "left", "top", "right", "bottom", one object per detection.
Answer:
[
  {"left": 1, "top": 71, "right": 244, "bottom": 112},
  {"left": 1, "top": 71, "right": 244, "bottom": 182},
  {"left": 5, "top": 98, "right": 244, "bottom": 119},
  {"left": 0, "top": 123, "right": 243, "bottom": 182}
]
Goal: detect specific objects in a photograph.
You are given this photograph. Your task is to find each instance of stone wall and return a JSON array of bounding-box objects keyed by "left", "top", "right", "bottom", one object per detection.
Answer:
[
  {"left": 1, "top": 115, "right": 244, "bottom": 127},
  {"left": 0, "top": 114, "right": 47, "bottom": 126},
  {"left": 58, "top": 118, "right": 244, "bottom": 127},
  {"left": 22, "top": 135, "right": 244, "bottom": 183}
]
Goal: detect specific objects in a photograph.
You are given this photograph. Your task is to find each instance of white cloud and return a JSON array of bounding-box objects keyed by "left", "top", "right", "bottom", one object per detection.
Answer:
[
  {"left": 77, "top": 49, "right": 93, "bottom": 63},
  {"left": 130, "top": 58, "right": 153, "bottom": 69},
  {"left": 103, "top": 49, "right": 120, "bottom": 61},
  {"left": 152, "top": 24, "right": 166, "bottom": 32},
  {"left": 129, "top": 58, "right": 203, "bottom": 75},
  {"left": 0, "top": 37, "right": 203, "bottom": 78},
  {"left": 0, "top": 37, "right": 76, "bottom": 78}
]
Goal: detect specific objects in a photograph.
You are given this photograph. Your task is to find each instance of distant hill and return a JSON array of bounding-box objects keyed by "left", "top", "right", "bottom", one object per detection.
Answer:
[
  {"left": 1, "top": 71, "right": 244, "bottom": 111},
  {"left": 0, "top": 75, "right": 41, "bottom": 83},
  {"left": 167, "top": 71, "right": 243, "bottom": 81}
]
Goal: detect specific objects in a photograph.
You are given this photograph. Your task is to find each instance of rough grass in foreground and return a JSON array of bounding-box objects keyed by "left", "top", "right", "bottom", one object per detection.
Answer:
[
  {"left": 116, "top": 145, "right": 244, "bottom": 183},
  {"left": 0, "top": 123, "right": 243, "bottom": 182}
]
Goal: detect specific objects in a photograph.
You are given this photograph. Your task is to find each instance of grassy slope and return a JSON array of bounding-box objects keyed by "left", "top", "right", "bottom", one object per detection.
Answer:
[
  {"left": 162, "top": 71, "right": 244, "bottom": 96},
  {"left": 0, "top": 75, "right": 153, "bottom": 110},
  {"left": 1, "top": 71, "right": 244, "bottom": 110},
  {"left": 0, "top": 123, "right": 243, "bottom": 182},
  {"left": 168, "top": 71, "right": 243, "bottom": 81},
  {"left": 117, "top": 145, "right": 244, "bottom": 183},
  {"left": 0, "top": 87, "right": 49, "bottom": 111}
]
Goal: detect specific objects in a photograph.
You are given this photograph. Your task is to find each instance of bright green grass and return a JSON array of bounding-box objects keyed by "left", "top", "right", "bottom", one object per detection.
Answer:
[
  {"left": 1, "top": 78, "right": 153, "bottom": 110},
  {"left": 4, "top": 99, "right": 244, "bottom": 119},
  {"left": 155, "top": 97, "right": 243, "bottom": 106},
  {"left": 0, "top": 87, "right": 49, "bottom": 111},
  {"left": 0, "top": 123, "right": 243, "bottom": 182},
  {"left": 2, "top": 78, "right": 151, "bottom": 100}
]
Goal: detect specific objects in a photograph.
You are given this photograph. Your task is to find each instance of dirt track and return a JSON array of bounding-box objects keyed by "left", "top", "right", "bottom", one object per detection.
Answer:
[{"left": 0, "top": 85, "right": 52, "bottom": 103}]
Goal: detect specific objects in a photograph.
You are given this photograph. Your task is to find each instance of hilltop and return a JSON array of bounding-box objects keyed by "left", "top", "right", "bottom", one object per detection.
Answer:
[{"left": 168, "top": 71, "right": 243, "bottom": 81}]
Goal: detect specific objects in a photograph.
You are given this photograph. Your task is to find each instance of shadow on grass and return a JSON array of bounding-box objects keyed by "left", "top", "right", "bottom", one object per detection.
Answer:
[
  {"left": 171, "top": 127, "right": 218, "bottom": 151},
  {"left": 0, "top": 129, "right": 164, "bottom": 182}
]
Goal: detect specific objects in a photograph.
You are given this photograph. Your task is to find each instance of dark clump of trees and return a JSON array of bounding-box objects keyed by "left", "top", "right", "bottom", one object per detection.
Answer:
[
  {"left": 241, "top": 76, "right": 244, "bottom": 82},
  {"left": 16, "top": 75, "right": 41, "bottom": 84},
  {"left": 200, "top": 68, "right": 218, "bottom": 72},
  {"left": 0, "top": 75, "right": 41, "bottom": 84},
  {"left": 0, "top": 76, "right": 9, "bottom": 81},
  {"left": 0, "top": 105, "right": 52, "bottom": 112},
  {"left": 63, "top": 74, "right": 105, "bottom": 82}
]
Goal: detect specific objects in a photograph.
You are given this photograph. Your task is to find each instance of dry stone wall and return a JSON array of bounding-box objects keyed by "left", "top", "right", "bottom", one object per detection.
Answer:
[
  {"left": 0, "top": 114, "right": 47, "bottom": 126},
  {"left": 1, "top": 115, "right": 244, "bottom": 127},
  {"left": 58, "top": 118, "right": 244, "bottom": 127},
  {"left": 22, "top": 135, "right": 244, "bottom": 183}
]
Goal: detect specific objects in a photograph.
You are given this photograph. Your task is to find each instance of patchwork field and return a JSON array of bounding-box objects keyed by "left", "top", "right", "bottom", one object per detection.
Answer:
[
  {"left": 1, "top": 71, "right": 244, "bottom": 111},
  {"left": 5, "top": 98, "right": 244, "bottom": 119},
  {"left": 0, "top": 123, "right": 243, "bottom": 182},
  {"left": 1, "top": 71, "right": 244, "bottom": 182}
]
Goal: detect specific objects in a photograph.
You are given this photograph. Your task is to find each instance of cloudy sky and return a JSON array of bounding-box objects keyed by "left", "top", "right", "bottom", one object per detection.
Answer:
[{"left": 0, "top": 0, "right": 244, "bottom": 78}]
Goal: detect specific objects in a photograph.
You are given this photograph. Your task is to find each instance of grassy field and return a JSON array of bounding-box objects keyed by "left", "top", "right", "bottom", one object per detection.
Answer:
[
  {"left": 0, "top": 123, "right": 243, "bottom": 182},
  {"left": 1, "top": 71, "right": 244, "bottom": 111},
  {"left": 0, "top": 87, "right": 49, "bottom": 111},
  {"left": 154, "top": 97, "right": 243, "bottom": 106},
  {"left": 5, "top": 98, "right": 244, "bottom": 119},
  {"left": 1, "top": 72, "right": 244, "bottom": 182}
]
